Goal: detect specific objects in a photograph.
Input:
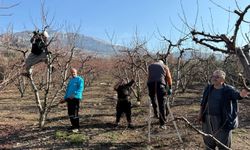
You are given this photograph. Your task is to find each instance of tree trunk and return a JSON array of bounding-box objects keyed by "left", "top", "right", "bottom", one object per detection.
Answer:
[
  {"left": 39, "top": 111, "right": 47, "bottom": 128},
  {"left": 236, "top": 47, "right": 250, "bottom": 81}
]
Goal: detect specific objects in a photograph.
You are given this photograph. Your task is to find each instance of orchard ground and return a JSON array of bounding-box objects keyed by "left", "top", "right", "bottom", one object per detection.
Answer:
[{"left": 0, "top": 74, "right": 249, "bottom": 149}]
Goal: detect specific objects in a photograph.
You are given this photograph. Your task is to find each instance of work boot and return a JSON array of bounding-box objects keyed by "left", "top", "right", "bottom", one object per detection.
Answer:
[
  {"left": 160, "top": 125, "right": 167, "bottom": 130},
  {"left": 72, "top": 129, "right": 79, "bottom": 133},
  {"left": 67, "top": 126, "right": 74, "bottom": 131}
]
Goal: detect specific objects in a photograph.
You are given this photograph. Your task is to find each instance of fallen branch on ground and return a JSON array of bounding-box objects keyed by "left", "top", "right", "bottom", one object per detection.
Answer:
[{"left": 174, "top": 116, "right": 231, "bottom": 150}]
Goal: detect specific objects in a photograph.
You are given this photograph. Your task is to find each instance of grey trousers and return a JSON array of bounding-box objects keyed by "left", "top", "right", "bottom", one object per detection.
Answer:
[
  {"left": 202, "top": 115, "right": 232, "bottom": 150},
  {"left": 25, "top": 52, "right": 48, "bottom": 74}
]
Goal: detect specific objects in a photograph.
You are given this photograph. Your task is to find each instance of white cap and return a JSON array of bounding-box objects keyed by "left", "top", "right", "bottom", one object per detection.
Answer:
[
  {"left": 158, "top": 60, "right": 164, "bottom": 64},
  {"left": 43, "top": 31, "right": 49, "bottom": 38}
]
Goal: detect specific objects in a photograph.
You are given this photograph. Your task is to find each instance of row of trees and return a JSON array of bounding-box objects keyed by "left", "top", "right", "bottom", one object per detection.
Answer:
[
  {"left": 112, "top": 40, "right": 243, "bottom": 103},
  {"left": 0, "top": 1, "right": 249, "bottom": 128},
  {"left": 112, "top": 3, "right": 250, "bottom": 104}
]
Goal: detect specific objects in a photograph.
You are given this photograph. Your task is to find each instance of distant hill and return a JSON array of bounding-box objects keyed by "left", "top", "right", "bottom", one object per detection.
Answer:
[
  {"left": 172, "top": 50, "right": 224, "bottom": 60},
  {"left": 55, "top": 32, "right": 124, "bottom": 56},
  {"left": 0, "top": 31, "right": 124, "bottom": 56},
  {"left": 0, "top": 31, "right": 224, "bottom": 59}
]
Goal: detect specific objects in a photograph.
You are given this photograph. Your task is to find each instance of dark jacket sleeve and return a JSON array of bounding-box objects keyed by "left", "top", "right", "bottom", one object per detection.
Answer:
[
  {"left": 200, "top": 85, "right": 210, "bottom": 106},
  {"left": 226, "top": 85, "right": 243, "bottom": 101},
  {"left": 222, "top": 84, "right": 241, "bottom": 130}
]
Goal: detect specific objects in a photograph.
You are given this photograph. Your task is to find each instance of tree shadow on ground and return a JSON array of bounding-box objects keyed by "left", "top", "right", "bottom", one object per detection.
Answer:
[
  {"left": 87, "top": 141, "right": 147, "bottom": 150},
  {"left": 1, "top": 122, "right": 142, "bottom": 150},
  {"left": 0, "top": 124, "right": 67, "bottom": 149}
]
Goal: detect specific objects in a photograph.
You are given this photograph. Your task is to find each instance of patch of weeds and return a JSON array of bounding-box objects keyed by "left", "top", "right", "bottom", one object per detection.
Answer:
[
  {"left": 101, "top": 132, "right": 119, "bottom": 141},
  {"left": 55, "top": 131, "right": 88, "bottom": 143},
  {"left": 68, "top": 133, "right": 88, "bottom": 143},
  {"left": 55, "top": 131, "right": 68, "bottom": 139}
]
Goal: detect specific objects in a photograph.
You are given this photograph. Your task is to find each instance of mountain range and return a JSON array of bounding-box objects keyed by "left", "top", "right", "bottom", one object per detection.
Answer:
[
  {"left": 1, "top": 31, "right": 224, "bottom": 60},
  {"left": 1, "top": 31, "right": 124, "bottom": 56}
]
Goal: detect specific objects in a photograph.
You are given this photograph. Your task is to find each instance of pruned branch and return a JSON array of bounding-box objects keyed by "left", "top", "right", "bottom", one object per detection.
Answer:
[
  {"left": 191, "top": 30, "right": 235, "bottom": 54},
  {"left": 175, "top": 117, "right": 232, "bottom": 150},
  {"left": 232, "top": 5, "right": 250, "bottom": 45}
]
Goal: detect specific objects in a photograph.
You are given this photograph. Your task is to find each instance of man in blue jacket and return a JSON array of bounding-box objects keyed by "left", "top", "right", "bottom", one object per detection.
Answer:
[
  {"left": 198, "top": 70, "right": 248, "bottom": 149},
  {"left": 60, "top": 68, "right": 84, "bottom": 133}
]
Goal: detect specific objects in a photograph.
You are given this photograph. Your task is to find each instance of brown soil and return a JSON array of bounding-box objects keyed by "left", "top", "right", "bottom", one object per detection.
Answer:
[{"left": 0, "top": 75, "right": 249, "bottom": 150}]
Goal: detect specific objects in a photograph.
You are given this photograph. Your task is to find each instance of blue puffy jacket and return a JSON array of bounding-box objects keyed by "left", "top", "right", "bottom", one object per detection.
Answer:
[{"left": 64, "top": 76, "right": 84, "bottom": 100}]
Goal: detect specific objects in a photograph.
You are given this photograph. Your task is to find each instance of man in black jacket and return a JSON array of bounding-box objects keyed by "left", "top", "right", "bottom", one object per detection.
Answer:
[
  {"left": 198, "top": 70, "right": 248, "bottom": 149},
  {"left": 114, "top": 79, "right": 135, "bottom": 128}
]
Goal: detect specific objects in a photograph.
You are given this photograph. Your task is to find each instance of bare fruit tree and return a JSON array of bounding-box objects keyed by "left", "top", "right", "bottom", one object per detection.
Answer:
[
  {"left": 159, "top": 35, "right": 197, "bottom": 102},
  {"left": 26, "top": 28, "right": 95, "bottom": 128},
  {"left": 113, "top": 42, "right": 150, "bottom": 103},
  {"left": 191, "top": 4, "right": 250, "bottom": 90},
  {"left": 0, "top": 1, "right": 22, "bottom": 91},
  {"left": 0, "top": 27, "right": 28, "bottom": 92}
]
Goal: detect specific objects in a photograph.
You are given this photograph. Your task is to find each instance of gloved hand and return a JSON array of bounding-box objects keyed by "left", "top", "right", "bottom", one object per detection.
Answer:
[{"left": 167, "top": 89, "right": 172, "bottom": 95}]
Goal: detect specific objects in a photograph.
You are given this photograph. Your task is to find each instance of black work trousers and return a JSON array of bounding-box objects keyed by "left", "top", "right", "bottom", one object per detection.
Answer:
[
  {"left": 148, "top": 81, "right": 167, "bottom": 126},
  {"left": 67, "top": 98, "right": 80, "bottom": 129},
  {"left": 116, "top": 100, "right": 132, "bottom": 124}
]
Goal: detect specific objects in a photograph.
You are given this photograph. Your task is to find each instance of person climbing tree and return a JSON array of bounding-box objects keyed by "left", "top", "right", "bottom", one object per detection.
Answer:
[{"left": 22, "top": 28, "right": 51, "bottom": 77}]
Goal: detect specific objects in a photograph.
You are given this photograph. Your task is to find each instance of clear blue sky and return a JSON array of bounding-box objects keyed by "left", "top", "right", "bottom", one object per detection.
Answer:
[{"left": 1, "top": 0, "right": 250, "bottom": 50}]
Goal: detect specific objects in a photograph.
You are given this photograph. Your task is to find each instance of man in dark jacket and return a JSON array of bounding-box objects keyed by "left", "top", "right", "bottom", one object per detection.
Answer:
[
  {"left": 198, "top": 70, "right": 248, "bottom": 149},
  {"left": 114, "top": 79, "right": 135, "bottom": 128}
]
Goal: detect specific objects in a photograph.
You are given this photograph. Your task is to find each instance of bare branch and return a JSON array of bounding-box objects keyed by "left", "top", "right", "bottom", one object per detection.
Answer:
[
  {"left": 226, "top": 6, "right": 232, "bottom": 35},
  {"left": 169, "top": 18, "right": 188, "bottom": 35},
  {"left": 234, "top": 0, "right": 241, "bottom": 11},
  {"left": 232, "top": 5, "right": 250, "bottom": 45},
  {"left": 191, "top": 30, "right": 230, "bottom": 53},
  {"left": 208, "top": 0, "right": 233, "bottom": 13},
  {"left": 193, "top": 0, "right": 199, "bottom": 28},
  {"left": 179, "top": 0, "right": 192, "bottom": 30},
  {"left": 175, "top": 117, "right": 232, "bottom": 150},
  {"left": 209, "top": 8, "right": 215, "bottom": 34},
  {"left": 0, "top": 2, "right": 20, "bottom": 9}
]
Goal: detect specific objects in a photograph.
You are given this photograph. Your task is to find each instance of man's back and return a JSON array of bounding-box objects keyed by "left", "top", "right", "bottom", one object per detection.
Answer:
[{"left": 148, "top": 62, "right": 166, "bottom": 85}]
